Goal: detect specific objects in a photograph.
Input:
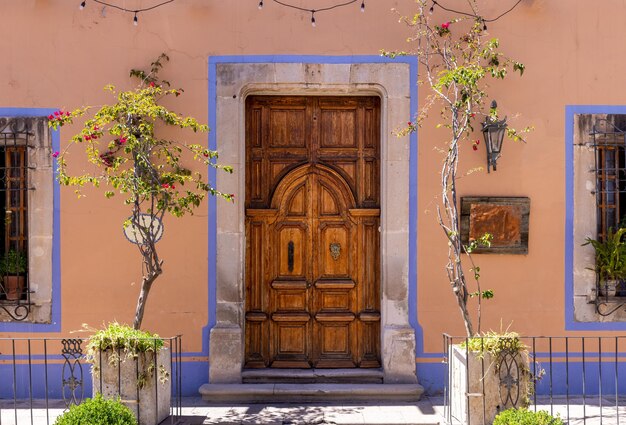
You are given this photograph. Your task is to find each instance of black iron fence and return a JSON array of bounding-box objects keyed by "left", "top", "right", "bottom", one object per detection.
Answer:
[
  {"left": 443, "top": 334, "right": 626, "bottom": 425},
  {"left": 0, "top": 336, "right": 182, "bottom": 425}
]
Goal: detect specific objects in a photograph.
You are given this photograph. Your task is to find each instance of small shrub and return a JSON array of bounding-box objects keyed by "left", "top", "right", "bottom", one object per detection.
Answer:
[
  {"left": 54, "top": 394, "right": 137, "bottom": 425},
  {"left": 493, "top": 408, "right": 564, "bottom": 425}
]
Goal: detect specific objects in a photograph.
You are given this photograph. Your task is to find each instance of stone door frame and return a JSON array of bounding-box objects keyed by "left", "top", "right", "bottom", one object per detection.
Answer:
[{"left": 208, "top": 56, "right": 419, "bottom": 384}]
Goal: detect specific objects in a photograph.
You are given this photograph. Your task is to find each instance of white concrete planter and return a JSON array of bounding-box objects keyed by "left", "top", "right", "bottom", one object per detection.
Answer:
[
  {"left": 92, "top": 348, "right": 171, "bottom": 425},
  {"left": 448, "top": 344, "right": 530, "bottom": 425}
]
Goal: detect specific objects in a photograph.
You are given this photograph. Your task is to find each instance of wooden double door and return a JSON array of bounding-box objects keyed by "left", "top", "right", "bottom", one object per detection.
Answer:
[{"left": 244, "top": 96, "right": 381, "bottom": 369}]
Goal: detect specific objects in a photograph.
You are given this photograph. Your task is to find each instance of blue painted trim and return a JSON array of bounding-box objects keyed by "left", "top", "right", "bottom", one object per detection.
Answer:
[
  {"left": 204, "top": 55, "right": 422, "bottom": 365},
  {"left": 200, "top": 58, "right": 219, "bottom": 357},
  {"left": 4, "top": 358, "right": 626, "bottom": 398},
  {"left": 565, "top": 105, "right": 626, "bottom": 331},
  {"left": 406, "top": 57, "right": 424, "bottom": 359},
  {"left": 208, "top": 55, "right": 411, "bottom": 64},
  {"left": 0, "top": 108, "right": 61, "bottom": 332},
  {"left": 0, "top": 359, "right": 209, "bottom": 398}
]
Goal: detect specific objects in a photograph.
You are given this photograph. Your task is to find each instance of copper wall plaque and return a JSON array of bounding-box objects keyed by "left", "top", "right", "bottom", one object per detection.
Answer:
[{"left": 460, "top": 197, "right": 530, "bottom": 254}]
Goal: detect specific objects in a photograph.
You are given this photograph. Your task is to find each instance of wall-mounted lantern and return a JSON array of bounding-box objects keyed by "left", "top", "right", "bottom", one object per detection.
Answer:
[{"left": 481, "top": 100, "right": 508, "bottom": 173}]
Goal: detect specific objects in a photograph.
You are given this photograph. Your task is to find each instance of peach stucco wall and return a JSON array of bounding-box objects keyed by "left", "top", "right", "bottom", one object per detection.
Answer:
[{"left": 1, "top": 0, "right": 625, "bottom": 356}]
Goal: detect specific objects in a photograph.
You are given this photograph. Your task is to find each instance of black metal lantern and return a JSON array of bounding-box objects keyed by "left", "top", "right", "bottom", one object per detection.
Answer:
[{"left": 481, "top": 100, "right": 508, "bottom": 173}]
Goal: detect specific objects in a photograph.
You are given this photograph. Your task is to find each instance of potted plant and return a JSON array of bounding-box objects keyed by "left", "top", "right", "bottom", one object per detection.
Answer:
[
  {"left": 583, "top": 227, "right": 626, "bottom": 296},
  {"left": 86, "top": 323, "right": 170, "bottom": 425},
  {"left": 449, "top": 331, "right": 535, "bottom": 425},
  {"left": 0, "top": 249, "right": 27, "bottom": 301}
]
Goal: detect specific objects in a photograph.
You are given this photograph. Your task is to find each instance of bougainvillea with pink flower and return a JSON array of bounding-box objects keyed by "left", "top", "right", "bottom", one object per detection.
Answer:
[
  {"left": 49, "top": 54, "right": 233, "bottom": 329},
  {"left": 382, "top": 1, "right": 532, "bottom": 336}
]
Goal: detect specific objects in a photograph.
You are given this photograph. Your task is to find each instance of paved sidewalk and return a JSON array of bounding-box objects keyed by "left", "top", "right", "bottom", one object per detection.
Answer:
[
  {"left": 176, "top": 397, "right": 443, "bottom": 425},
  {"left": 3, "top": 396, "right": 626, "bottom": 424},
  {"left": 0, "top": 397, "right": 444, "bottom": 425}
]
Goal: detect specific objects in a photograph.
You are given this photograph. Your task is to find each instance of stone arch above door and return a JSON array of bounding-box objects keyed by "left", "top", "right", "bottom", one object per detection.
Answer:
[{"left": 208, "top": 57, "right": 419, "bottom": 385}]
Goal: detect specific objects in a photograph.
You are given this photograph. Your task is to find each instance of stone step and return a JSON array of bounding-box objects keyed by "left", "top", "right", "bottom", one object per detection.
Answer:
[
  {"left": 242, "top": 368, "right": 384, "bottom": 384},
  {"left": 198, "top": 383, "right": 425, "bottom": 404}
]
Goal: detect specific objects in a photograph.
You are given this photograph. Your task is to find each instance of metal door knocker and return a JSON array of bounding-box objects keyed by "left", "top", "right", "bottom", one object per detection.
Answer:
[{"left": 329, "top": 242, "right": 341, "bottom": 261}]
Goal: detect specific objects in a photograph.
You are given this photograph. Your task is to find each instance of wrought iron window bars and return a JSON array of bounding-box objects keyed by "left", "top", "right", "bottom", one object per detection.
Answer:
[
  {"left": 590, "top": 118, "right": 626, "bottom": 315},
  {"left": 0, "top": 118, "right": 35, "bottom": 321}
]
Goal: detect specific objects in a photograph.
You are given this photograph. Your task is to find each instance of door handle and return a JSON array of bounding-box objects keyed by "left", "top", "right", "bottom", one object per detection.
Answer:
[{"left": 288, "top": 241, "right": 294, "bottom": 272}]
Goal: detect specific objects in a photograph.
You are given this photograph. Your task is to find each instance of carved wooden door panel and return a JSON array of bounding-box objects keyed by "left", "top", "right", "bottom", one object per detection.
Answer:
[{"left": 245, "top": 96, "right": 380, "bottom": 369}]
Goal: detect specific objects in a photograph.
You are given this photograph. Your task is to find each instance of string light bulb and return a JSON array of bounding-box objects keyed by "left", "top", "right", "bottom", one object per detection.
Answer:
[
  {"left": 75, "top": 0, "right": 173, "bottom": 24},
  {"left": 253, "top": 0, "right": 522, "bottom": 28}
]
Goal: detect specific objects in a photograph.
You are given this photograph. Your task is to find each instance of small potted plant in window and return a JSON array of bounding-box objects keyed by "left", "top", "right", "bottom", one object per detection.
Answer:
[
  {"left": 583, "top": 227, "right": 626, "bottom": 297},
  {"left": 0, "top": 249, "right": 27, "bottom": 301}
]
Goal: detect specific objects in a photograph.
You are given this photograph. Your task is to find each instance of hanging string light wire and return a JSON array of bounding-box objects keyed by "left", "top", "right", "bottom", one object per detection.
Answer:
[
  {"left": 429, "top": 0, "right": 523, "bottom": 24},
  {"left": 79, "top": 0, "right": 175, "bottom": 24},
  {"left": 258, "top": 0, "right": 365, "bottom": 26}
]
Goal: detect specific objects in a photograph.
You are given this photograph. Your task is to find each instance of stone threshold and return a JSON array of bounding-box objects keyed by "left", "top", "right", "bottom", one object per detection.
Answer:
[
  {"left": 198, "top": 383, "right": 425, "bottom": 403},
  {"left": 242, "top": 368, "right": 384, "bottom": 384}
]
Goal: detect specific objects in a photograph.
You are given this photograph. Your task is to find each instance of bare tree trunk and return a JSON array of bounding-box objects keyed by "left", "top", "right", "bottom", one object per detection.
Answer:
[
  {"left": 439, "top": 123, "right": 476, "bottom": 337},
  {"left": 133, "top": 262, "right": 163, "bottom": 329}
]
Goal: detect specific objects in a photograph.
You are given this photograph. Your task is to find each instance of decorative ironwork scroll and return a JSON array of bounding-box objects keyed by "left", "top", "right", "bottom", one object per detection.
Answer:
[
  {"left": 0, "top": 117, "right": 34, "bottom": 136},
  {"left": 497, "top": 338, "right": 522, "bottom": 408},
  {"left": 0, "top": 302, "right": 30, "bottom": 320},
  {"left": 61, "top": 339, "right": 84, "bottom": 408}
]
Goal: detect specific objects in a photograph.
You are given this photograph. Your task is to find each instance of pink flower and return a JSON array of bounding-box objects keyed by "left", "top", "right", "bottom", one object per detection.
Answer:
[
  {"left": 117, "top": 137, "right": 127, "bottom": 145},
  {"left": 441, "top": 22, "right": 450, "bottom": 29},
  {"left": 48, "top": 115, "right": 54, "bottom": 120},
  {"left": 472, "top": 145, "right": 478, "bottom": 151},
  {"left": 85, "top": 135, "right": 91, "bottom": 140},
  {"left": 65, "top": 111, "right": 70, "bottom": 116},
  {"left": 407, "top": 121, "right": 412, "bottom": 126},
  {"left": 161, "top": 183, "right": 170, "bottom": 189},
  {"left": 52, "top": 151, "right": 59, "bottom": 158},
  {"left": 150, "top": 82, "right": 155, "bottom": 87},
  {"left": 54, "top": 111, "right": 60, "bottom": 116},
  {"left": 171, "top": 185, "right": 176, "bottom": 189},
  {"left": 203, "top": 152, "right": 209, "bottom": 157},
  {"left": 470, "top": 113, "right": 475, "bottom": 118}
]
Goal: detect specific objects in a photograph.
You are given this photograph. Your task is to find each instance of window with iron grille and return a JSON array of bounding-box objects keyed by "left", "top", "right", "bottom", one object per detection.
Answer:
[
  {"left": 584, "top": 116, "right": 626, "bottom": 317},
  {"left": 0, "top": 136, "right": 30, "bottom": 303},
  {"left": 591, "top": 118, "right": 626, "bottom": 241},
  {"left": 0, "top": 116, "right": 53, "bottom": 323}
]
